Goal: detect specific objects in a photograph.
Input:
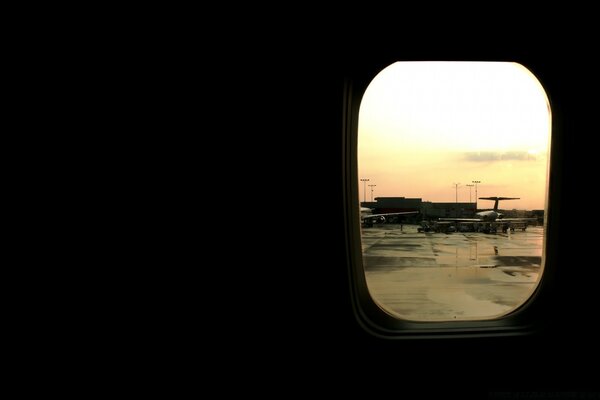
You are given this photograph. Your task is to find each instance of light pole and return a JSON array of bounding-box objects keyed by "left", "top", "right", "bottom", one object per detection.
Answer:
[
  {"left": 466, "top": 184, "right": 474, "bottom": 203},
  {"left": 453, "top": 183, "right": 461, "bottom": 203},
  {"left": 360, "top": 178, "right": 369, "bottom": 204},
  {"left": 472, "top": 180, "right": 481, "bottom": 210},
  {"left": 453, "top": 183, "right": 461, "bottom": 217},
  {"left": 368, "top": 184, "right": 376, "bottom": 202}
]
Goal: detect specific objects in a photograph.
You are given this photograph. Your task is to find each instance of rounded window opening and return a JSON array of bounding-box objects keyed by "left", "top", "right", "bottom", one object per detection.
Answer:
[{"left": 358, "top": 62, "right": 551, "bottom": 321}]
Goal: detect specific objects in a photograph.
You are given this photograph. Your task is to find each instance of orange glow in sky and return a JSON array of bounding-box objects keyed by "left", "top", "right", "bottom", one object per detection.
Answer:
[{"left": 358, "top": 62, "right": 551, "bottom": 210}]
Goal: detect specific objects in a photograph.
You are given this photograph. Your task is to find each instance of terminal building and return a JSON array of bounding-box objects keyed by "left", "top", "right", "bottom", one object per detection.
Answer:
[
  {"left": 421, "top": 201, "right": 476, "bottom": 219},
  {"left": 362, "top": 197, "right": 477, "bottom": 221}
]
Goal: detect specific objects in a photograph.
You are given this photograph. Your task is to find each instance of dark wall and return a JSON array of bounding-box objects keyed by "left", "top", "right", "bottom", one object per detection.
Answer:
[{"left": 225, "top": 38, "right": 599, "bottom": 397}]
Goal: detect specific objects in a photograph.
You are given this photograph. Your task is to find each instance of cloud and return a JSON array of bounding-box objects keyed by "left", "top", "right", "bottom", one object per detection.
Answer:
[{"left": 464, "top": 151, "right": 536, "bottom": 162}]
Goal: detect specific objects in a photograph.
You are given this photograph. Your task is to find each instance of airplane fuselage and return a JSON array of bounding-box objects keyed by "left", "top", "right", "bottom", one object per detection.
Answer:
[
  {"left": 360, "top": 207, "right": 418, "bottom": 226},
  {"left": 360, "top": 207, "right": 385, "bottom": 223},
  {"left": 475, "top": 210, "right": 503, "bottom": 221}
]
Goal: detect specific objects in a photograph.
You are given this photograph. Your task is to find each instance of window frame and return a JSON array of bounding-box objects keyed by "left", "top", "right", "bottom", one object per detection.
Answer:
[{"left": 342, "top": 60, "right": 561, "bottom": 339}]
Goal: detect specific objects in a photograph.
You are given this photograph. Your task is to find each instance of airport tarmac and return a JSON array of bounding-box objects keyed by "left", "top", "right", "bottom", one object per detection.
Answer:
[{"left": 361, "top": 224, "right": 544, "bottom": 321}]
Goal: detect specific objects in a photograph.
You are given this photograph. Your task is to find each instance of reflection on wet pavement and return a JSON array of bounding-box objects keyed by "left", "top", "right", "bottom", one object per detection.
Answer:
[{"left": 362, "top": 224, "right": 544, "bottom": 321}]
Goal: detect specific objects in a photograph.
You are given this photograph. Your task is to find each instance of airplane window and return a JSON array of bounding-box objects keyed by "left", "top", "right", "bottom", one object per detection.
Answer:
[{"left": 358, "top": 62, "right": 551, "bottom": 322}]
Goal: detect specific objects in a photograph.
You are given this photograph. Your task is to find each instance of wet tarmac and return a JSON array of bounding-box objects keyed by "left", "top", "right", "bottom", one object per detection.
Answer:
[{"left": 361, "top": 224, "right": 544, "bottom": 321}]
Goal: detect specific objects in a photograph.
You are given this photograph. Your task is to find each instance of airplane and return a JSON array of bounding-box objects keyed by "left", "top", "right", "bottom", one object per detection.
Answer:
[
  {"left": 360, "top": 207, "right": 419, "bottom": 227},
  {"left": 438, "top": 197, "right": 537, "bottom": 232}
]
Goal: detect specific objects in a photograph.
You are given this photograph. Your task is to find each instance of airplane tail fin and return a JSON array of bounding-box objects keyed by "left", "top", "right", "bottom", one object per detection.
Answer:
[{"left": 479, "top": 197, "right": 520, "bottom": 211}]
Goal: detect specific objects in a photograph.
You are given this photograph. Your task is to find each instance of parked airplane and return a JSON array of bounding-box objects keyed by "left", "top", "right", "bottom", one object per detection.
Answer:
[
  {"left": 360, "top": 207, "right": 418, "bottom": 227},
  {"left": 440, "top": 197, "right": 535, "bottom": 222},
  {"left": 438, "top": 197, "right": 538, "bottom": 232}
]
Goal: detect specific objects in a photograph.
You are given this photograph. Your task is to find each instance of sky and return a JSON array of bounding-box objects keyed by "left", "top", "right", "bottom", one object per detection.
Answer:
[{"left": 358, "top": 62, "right": 551, "bottom": 211}]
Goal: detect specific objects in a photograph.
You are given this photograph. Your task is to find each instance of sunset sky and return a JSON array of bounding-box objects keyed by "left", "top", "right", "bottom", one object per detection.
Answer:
[{"left": 358, "top": 62, "right": 551, "bottom": 210}]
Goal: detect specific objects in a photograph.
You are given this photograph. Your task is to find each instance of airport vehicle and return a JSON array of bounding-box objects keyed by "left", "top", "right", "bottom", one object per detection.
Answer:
[{"left": 360, "top": 207, "right": 418, "bottom": 227}]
